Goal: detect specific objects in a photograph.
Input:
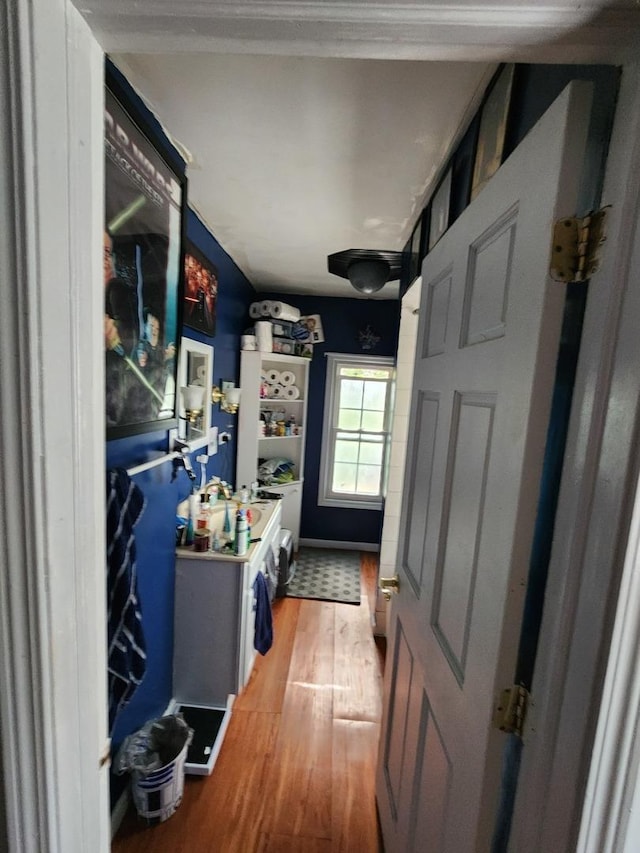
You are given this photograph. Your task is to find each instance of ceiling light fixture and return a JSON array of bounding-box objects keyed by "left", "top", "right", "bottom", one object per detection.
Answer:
[{"left": 328, "top": 248, "right": 403, "bottom": 296}]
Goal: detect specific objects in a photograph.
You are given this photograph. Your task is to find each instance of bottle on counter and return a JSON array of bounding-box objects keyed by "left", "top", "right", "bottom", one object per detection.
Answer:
[
  {"left": 197, "top": 493, "right": 210, "bottom": 531},
  {"left": 235, "top": 506, "right": 248, "bottom": 556}
]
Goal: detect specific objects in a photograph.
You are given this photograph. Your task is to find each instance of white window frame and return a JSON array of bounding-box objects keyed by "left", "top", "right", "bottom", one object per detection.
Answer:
[{"left": 318, "top": 352, "right": 395, "bottom": 511}]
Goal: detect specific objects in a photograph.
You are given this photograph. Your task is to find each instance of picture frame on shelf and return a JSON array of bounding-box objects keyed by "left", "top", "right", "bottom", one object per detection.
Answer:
[
  {"left": 177, "top": 338, "right": 214, "bottom": 450},
  {"left": 471, "top": 64, "right": 515, "bottom": 200},
  {"left": 428, "top": 167, "right": 452, "bottom": 250},
  {"left": 104, "top": 81, "right": 186, "bottom": 440}
]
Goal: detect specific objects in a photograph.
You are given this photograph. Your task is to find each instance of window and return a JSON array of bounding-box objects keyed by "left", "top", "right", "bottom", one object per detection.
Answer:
[{"left": 318, "top": 353, "right": 395, "bottom": 510}]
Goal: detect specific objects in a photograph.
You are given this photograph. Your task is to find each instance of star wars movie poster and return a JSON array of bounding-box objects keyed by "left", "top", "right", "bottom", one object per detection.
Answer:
[
  {"left": 183, "top": 242, "right": 218, "bottom": 336},
  {"left": 104, "top": 86, "right": 184, "bottom": 438}
]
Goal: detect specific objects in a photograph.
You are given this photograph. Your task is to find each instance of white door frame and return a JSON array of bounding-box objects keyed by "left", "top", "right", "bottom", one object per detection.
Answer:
[
  {"left": 1, "top": 2, "right": 639, "bottom": 849},
  {"left": 511, "top": 61, "right": 640, "bottom": 852},
  {"left": 0, "top": 1, "right": 108, "bottom": 851}
]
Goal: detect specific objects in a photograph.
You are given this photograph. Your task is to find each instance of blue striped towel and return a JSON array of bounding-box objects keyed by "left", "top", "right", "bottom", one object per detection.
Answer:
[{"left": 106, "top": 468, "right": 147, "bottom": 732}]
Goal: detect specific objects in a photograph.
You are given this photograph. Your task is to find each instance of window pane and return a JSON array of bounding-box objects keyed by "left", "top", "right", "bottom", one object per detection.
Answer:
[
  {"left": 359, "top": 441, "right": 384, "bottom": 465},
  {"left": 338, "top": 408, "right": 362, "bottom": 430},
  {"left": 332, "top": 462, "right": 357, "bottom": 494},
  {"left": 363, "top": 381, "right": 387, "bottom": 411},
  {"left": 361, "top": 409, "right": 384, "bottom": 431},
  {"left": 356, "top": 464, "right": 382, "bottom": 495},
  {"left": 335, "top": 439, "right": 359, "bottom": 463},
  {"left": 341, "top": 367, "right": 391, "bottom": 380},
  {"left": 340, "top": 379, "right": 363, "bottom": 409}
]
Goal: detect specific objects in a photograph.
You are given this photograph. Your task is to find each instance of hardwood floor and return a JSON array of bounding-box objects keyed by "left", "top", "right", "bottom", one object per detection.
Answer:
[{"left": 113, "top": 552, "right": 385, "bottom": 852}]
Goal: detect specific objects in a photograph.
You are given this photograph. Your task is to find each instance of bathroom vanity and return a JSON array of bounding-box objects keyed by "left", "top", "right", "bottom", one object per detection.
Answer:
[{"left": 173, "top": 498, "right": 282, "bottom": 707}]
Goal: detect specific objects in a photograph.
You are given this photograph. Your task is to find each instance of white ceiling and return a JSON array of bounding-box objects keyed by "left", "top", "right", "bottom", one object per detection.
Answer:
[{"left": 79, "top": 1, "right": 640, "bottom": 299}]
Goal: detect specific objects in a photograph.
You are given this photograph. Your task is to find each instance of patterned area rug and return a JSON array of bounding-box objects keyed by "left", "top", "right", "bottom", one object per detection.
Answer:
[{"left": 286, "top": 548, "right": 362, "bottom": 605}]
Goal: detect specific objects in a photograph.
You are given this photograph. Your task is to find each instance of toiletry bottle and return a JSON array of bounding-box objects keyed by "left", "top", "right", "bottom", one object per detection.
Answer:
[
  {"left": 240, "top": 484, "right": 250, "bottom": 504},
  {"left": 235, "top": 507, "right": 248, "bottom": 556},
  {"left": 197, "top": 493, "right": 210, "bottom": 531},
  {"left": 184, "top": 504, "right": 194, "bottom": 547}
]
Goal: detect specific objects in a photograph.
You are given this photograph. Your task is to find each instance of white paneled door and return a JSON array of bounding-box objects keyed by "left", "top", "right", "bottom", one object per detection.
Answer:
[{"left": 376, "top": 82, "right": 592, "bottom": 852}]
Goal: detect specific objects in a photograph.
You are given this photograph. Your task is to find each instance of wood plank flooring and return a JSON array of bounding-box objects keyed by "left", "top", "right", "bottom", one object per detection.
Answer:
[{"left": 113, "top": 552, "right": 385, "bottom": 853}]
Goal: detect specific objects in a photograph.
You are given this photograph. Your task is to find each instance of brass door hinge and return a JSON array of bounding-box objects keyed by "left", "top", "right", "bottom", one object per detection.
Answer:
[
  {"left": 493, "top": 684, "right": 530, "bottom": 739},
  {"left": 549, "top": 206, "right": 610, "bottom": 283}
]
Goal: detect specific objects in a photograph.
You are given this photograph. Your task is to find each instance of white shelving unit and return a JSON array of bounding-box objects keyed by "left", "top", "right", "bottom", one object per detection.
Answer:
[{"left": 237, "top": 351, "right": 310, "bottom": 547}]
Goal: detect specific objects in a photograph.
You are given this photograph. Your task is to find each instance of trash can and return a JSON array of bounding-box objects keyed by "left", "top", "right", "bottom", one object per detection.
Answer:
[{"left": 115, "top": 714, "right": 193, "bottom": 825}]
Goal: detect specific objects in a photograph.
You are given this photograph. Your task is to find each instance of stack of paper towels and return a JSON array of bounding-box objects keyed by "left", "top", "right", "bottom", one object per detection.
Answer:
[
  {"left": 249, "top": 301, "right": 301, "bottom": 322},
  {"left": 263, "top": 369, "right": 300, "bottom": 399}
]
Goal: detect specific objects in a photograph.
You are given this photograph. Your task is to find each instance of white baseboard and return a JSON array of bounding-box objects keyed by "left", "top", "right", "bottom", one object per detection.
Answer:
[{"left": 298, "top": 538, "right": 379, "bottom": 552}]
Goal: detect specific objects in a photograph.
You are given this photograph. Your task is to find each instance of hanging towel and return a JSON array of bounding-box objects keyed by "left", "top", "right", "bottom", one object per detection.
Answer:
[
  {"left": 252, "top": 570, "right": 273, "bottom": 655},
  {"left": 106, "top": 468, "right": 147, "bottom": 732}
]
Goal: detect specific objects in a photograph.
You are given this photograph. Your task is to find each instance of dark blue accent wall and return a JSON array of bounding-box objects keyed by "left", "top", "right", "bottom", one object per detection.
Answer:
[
  {"left": 259, "top": 293, "right": 400, "bottom": 544},
  {"left": 105, "top": 62, "right": 256, "bottom": 804}
]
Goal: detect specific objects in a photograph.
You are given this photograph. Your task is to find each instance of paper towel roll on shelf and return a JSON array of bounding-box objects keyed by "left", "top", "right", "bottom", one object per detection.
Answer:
[
  {"left": 270, "top": 384, "right": 284, "bottom": 398},
  {"left": 269, "top": 302, "right": 300, "bottom": 322},
  {"left": 260, "top": 301, "right": 273, "bottom": 317},
  {"left": 283, "top": 385, "right": 300, "bottom": 400},
  {"left": 249, "top": 302, "right": 263, "bottom": 319},
  {"left": 265, "top": 369, "right": 281, "bottom": 385},
  {"left": 255, "top": 321, "right": 273, "bottom": 352},
  {"left": 279, "top": 370, "right": 295, "bottom": 386}
]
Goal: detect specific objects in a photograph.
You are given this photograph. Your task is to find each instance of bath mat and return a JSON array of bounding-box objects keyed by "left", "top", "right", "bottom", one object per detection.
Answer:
[{"left": 286, "top": 548, "right": 361, "bottom": 605}]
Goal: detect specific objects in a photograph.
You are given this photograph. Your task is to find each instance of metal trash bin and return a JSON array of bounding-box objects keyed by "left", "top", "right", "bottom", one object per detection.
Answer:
[{"left": 276, "top": 529, "right": 296, "bottom": 598}]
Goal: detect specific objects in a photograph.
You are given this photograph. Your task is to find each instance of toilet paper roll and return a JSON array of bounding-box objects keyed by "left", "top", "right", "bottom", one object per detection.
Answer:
[
  {"left": 249, "top": 302, "right": 263, "bottom": 319},
  {"left": 268, "top": 301, "right": 300, "bottom": 322},
  {"left": 270, "top": 384, "right": 284, "bottom": 398},
  {"left": 279, "top": 370, "right": 295, "bottom": 386},
  {"left": 283, "top": 385, "right": 300, "bottom": 400},
  {"left": 241, "top": 335, "right": 257, "bottom": 351},
  {"left": 260, "top": 300, "right": 273, "bottom": 316},
  {"left": 255, "top": 321, "right": 273, "bottom": 352},
  {"left": 265, "top": 369, "right": 281, "bottom": 385}
]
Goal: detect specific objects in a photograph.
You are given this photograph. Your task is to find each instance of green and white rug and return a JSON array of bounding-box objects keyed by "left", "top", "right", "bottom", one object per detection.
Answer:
[{"left": 286, "top": 548, "right": 361, "bottom": 605}]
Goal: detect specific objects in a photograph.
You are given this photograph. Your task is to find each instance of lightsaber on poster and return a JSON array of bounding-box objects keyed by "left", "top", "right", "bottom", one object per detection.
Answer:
[
  {"left": 107, "top": 335, "right": 165, "bottom": 404},
  {"left": 108, "top": 194, "right": 147, "bottom": 234}
]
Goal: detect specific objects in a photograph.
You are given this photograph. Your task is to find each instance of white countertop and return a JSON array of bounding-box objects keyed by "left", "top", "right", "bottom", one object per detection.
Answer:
[{"left": 176, "top": 499, "right": 281, "bottom": 563}]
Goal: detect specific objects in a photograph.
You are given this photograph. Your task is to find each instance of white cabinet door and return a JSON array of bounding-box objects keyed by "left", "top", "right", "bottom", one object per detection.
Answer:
[{"left": 268, "top": 481, "right": 303, "bottom": 548}]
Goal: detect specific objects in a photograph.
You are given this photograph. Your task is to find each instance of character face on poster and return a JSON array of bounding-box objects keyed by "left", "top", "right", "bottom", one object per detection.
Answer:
[
  {"left": 183, "top": 242, "right": 218, "bottom": 336},
  {"left": 104, "top": 86, "right": 184, "bottom": 438}
]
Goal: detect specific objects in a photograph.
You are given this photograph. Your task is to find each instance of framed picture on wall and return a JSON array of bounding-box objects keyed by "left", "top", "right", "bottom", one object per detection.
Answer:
[
  {"left": 183, "top": 239, "right": 218, "bottom": 337},
  {"left": 471, "top": 64, "right": 515, "bottom": 200},
  {"left": 428, "top": 167, "right": 452, "bottom": 250},
  {"left": 104, "top": 81, "right": 186, "bottom": 440},
  {"left": 408, "top": 216, "right": 422, "bottom": 283}
]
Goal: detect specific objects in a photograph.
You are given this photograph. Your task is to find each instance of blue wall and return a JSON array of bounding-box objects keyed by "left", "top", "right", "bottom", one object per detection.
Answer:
[
  {"left": 259, "top": 293, "right": 400, "bottom": 544},
  {"left": 106, "top": 62, "right": 256, "bottom": 802}
]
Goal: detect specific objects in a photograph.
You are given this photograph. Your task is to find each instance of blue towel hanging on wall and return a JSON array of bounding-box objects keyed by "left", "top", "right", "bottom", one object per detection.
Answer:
[
  {"left": 106, "top": 467, "right": 147, "bottom": 732},
  {"left": 252, "top": 571, "right": 273, "bottom": 655}
]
